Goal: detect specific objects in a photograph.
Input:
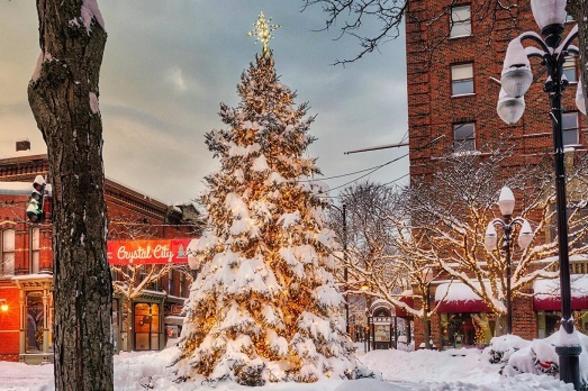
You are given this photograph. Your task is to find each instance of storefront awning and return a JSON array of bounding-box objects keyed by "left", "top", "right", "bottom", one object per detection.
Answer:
[
  {"left": 435, "top": 282, "right": 490, "bottom": 313},
  {"left": 533, "top": 275, "right": 588, "bottom": 311},
  {"left": 395, "top": 295, "right": 414, "bottom": 318}
]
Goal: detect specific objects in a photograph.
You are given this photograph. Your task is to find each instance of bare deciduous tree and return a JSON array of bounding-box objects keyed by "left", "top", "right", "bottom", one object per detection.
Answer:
[
  {"left": 27, "top": 1, "right": 112, "bottom": 389},
  {"left": 330, "top": 182, "right": 447, "bottom": 348},
  {"left": 303, "top": 0, "right": 521, "bottom": 66},
  {"left": 398, "top": 149, "right": 588, "bottom": 334}
]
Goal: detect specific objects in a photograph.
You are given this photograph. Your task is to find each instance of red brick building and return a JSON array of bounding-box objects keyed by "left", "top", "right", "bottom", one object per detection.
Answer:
[
  {"left": 405, "top": 1, "right": 587, "bottom": 348},
  {"left": 0, "top": 151, "right": 199, "bottom": 363}
]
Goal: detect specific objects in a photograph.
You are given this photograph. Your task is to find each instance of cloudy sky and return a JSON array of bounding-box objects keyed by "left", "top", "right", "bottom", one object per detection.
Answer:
[{"left": 0, "top": 1, "right": 408, "bottom": 204}]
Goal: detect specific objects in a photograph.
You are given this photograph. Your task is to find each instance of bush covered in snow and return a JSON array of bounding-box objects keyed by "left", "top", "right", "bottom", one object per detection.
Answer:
[{"left": 484, "top": 328, "right": 588, "bottom": 387}]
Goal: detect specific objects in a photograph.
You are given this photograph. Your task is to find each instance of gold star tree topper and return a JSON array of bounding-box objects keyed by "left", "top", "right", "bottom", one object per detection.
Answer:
[{"left": 248, "top": 11, "right": 280, "bottom": 56}]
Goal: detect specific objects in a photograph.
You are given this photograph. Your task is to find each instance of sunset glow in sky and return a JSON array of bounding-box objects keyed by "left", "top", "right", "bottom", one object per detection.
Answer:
[{"left": 0, "top": 1, "right": 408, "bottom": 204}]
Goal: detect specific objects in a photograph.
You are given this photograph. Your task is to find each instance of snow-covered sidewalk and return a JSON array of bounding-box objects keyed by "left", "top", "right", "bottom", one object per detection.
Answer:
[{"left": 0, "top": 347, "right": 573, "bottom": 391}]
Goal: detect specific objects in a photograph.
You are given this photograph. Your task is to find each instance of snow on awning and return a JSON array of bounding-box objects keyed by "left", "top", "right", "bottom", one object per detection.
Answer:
[
  {"left": 395, "top": 294, "right": 415, "bottom": 318},
  {"left": 533, "top": 275, "right": 588, "bottom": 311},
  {"left": 435, "top": 282, "right": 490, "bottom": 313}
]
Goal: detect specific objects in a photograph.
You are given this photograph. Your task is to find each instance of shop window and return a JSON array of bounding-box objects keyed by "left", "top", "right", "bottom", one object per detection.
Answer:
[
  {"left": 453, "top": 122, "right": 476, "bottom": 152},
  {"left": 440, "top": 313, "right": 494, "bottom": 348},
  {"left": 563, "top": 56, "right": 577, "bottom": 83},
  {"left": 1, "top": 229, "right": 15, "bottom": 275},
  {"left": 26, "top": 291, "right": 44, "bottom": 353},
  {"left": 451, "top": 63, "right": 474, "bottom": 96},
  {"left": 538, "top": 310, "right": 588, "bottom": 338},
  {"left": 31, "top": 228, "right": 40, "bottom": 274},
  {"left": 450, "top": 5, "right": 472, "bottom": 38},
  {"left": 134, "top": 303, "right": 160, "bottom": 351},
  {"left": 562, "top": 112, "right": 579, "bottom": 146}
]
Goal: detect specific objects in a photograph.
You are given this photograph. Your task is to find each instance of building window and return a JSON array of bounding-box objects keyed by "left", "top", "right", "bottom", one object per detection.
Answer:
[
  {"left": 562, "top": 112, "right": 579, "bottom": 146},
  {"left": 563, "top": 56, "right": 577, "bottom": 83},
  {"left": 451, "top": 63, "right": 474, "bottom": 96},
  {"left": 566, "top": 13, "right": 575, "bottom": 23},
  {"left": 450, "top": 5, "right": 472, "bottom": 38},
  {"left": 26, "top": 291, "right": 44, "bottom": 353},
  {"left": 1, "top": 229, "right": 15, "bottom": 275},
  {"left": 31, "top": 228, "right": 40, "bottom": 274},
  {"left": 134, "top": 303, "right": 160, "bottom": 351},
  {"left": 453, "top": 122, "right": 476, "bottom": 152}
]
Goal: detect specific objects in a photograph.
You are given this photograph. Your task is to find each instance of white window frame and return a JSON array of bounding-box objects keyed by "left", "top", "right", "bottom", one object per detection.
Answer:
[
  {"left": 451, "top": 63, "right": 475, "bottom": 97},
  {"left": 31, "top": 227, "right": 40, "bottom": 273},
  {"left": 563, "top": 56, "right": 577, "bottom": 84},
  {"left": 1, "top": 229, "right": 16, "bottom": 275},
  {"left": 450, "top": 5, "right": 472, "bottom": 39},
  {"left": 562, "top": 112, "right": 580, "bottom": 146}
]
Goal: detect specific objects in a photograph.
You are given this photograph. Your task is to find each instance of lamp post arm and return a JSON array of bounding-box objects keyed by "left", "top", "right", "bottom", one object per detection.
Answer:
[
  {"left": 520, "top": 31, "right": 551, "bottom": 54},
  {"left": 525, "top": 46, "right": 548, "bottom": 60},
  {"left": 556, "top": 24, "right": 579, "bottom": 56},
  {"left": 489, "top": 218, "right": 507, "bottom": 229},
  {"left": 510, "top": 216, "right": 528, "bottom": 228}
]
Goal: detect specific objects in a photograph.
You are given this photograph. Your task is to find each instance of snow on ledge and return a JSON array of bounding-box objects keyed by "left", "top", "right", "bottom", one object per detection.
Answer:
[{"left": 0, "top": 182, "right": 33, "bottom": 195}]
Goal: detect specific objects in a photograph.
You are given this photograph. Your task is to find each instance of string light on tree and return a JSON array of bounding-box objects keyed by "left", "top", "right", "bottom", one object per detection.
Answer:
[
  {"left": 173, "top": 12, "right": 362, "bottom": 386},
  {"left": 248, "top": 11, "right": 280, "bottom": 56}
]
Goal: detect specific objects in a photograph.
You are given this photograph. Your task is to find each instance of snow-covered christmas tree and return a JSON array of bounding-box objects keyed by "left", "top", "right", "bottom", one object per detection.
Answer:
[{"left": 174, "top": 12, "right": 360, "bottom": 386}]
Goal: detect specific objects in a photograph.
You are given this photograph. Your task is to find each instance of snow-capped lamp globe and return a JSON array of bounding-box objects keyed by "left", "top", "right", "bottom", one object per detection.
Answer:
[
  {"left": 501, "top": 38, "right": 533, "bottom": 98},
  {"left": 517, "top": 219, "right": 534, "bottom": 250},
  {"left": 497, "top": 88, "right": 525, "bottom": 125},
  {"left": 484, "top": 223, "right": 498, "bottom": 252},
  {"left": 498, "top": 186, "right": 516, "bottom": 217},
  {"left": 531, "top": 0, "right": 567, "bottom": 35}
]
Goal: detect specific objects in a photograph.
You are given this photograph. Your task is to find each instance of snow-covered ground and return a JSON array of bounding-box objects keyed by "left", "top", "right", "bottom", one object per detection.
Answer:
[{"left": 0, "top": 347, "right": 573, "bottom": 391}]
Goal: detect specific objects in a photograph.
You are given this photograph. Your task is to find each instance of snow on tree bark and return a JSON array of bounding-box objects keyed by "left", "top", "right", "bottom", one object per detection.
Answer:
[
  {"left": 27, "top": 1, "right": 113, "bottom": 390},
  {"left": 174, "top": 52, "right": 361, "bottom": 385}
]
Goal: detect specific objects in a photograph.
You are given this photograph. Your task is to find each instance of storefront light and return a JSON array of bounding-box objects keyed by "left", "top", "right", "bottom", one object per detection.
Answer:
[{"left": 0, "top": 300, "right": 8, "bottom": 312}]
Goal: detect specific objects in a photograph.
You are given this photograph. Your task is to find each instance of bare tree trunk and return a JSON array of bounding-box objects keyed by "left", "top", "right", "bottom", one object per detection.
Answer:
[
  {"left": 569, "top": 1, "right": 588, "bottom": 102},
  {"left": 422, "top": 291, "right": 432, "bottom": 350},
  {"left": 28, "top": 1, "right": 112, "bottom": 390}
]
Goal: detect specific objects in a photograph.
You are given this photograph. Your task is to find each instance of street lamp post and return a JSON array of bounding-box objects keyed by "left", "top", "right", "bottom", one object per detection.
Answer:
[
  {"left": 485, "top": 186, "right": 534, "bottom": 334},
  {"left": 331, "top": 204, "right": 349, "bottom": 333},
  {"left": 496, "top": 1, "right": 582, "bottom": 387}
]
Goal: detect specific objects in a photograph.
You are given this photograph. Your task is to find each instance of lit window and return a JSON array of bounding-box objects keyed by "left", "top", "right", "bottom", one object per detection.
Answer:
[
  {"left": 563, "top": 56, "right": 577, "bottom": 83},
  {"left": 453, "top": 123, "right": 476, "bottom": 151},
  {"left": 562, "top": 112, "right": 579, "bottom": 146},
  {"left": 1, "top": 229, "right": 15, "bottom": 275},
  {"left": 451, "top": 63, "right": 474, "bottom": 96},
  {"left": 31, "top": 228, "right": 40, "bottom": 273},
  {"left": 450, "top": 5, "right": 472, "bottom": 38}
]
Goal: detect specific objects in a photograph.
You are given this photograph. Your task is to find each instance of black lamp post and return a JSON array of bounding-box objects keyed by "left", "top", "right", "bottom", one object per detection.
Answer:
[
  {"left": 485, "top": 187, "right": 534, "bottom": 334},
  {"left": 497, "top": 1, "right": 581, "bottom": 387},
  {"left": 331, "top": 204, "right": 349, "bottom": 333}
]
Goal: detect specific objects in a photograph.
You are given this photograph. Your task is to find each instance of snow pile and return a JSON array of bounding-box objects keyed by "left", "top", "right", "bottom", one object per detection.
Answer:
[
  {"left": 485, "top": 328, "right": 588, "bottom": 385},
  {"left": 0, "top": 346, "right": 577, "bottom": 390},
  {"left": 359, "top": 348, "right": 572, "bottom": 390},
  {"left": 482, "top": 334, "right": 530, "bottom": 364}
]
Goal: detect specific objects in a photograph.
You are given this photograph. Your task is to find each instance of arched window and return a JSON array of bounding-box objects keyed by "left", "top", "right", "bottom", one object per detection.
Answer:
[{"left": 1, "top": 229, "right": 15, "bottom": 275}]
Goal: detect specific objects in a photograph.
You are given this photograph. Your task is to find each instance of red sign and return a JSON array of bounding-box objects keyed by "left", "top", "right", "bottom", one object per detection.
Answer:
[{"left": 107, "top": 238, "right": 193, "bottom": 266}]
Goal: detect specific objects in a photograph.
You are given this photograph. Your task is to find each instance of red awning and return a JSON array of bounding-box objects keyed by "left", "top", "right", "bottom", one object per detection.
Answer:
[
  {"left": 435, "top": 282, "right": 491, "bottom": 314},
  {"left": 395, "top": 295, "right": 414, "bottom": 318},
  {"left": 533, "top": 276, "right": 588, "bottom": 311},
  {"left": 436, "top": 299, "right": 491, "bottom": 314}
]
